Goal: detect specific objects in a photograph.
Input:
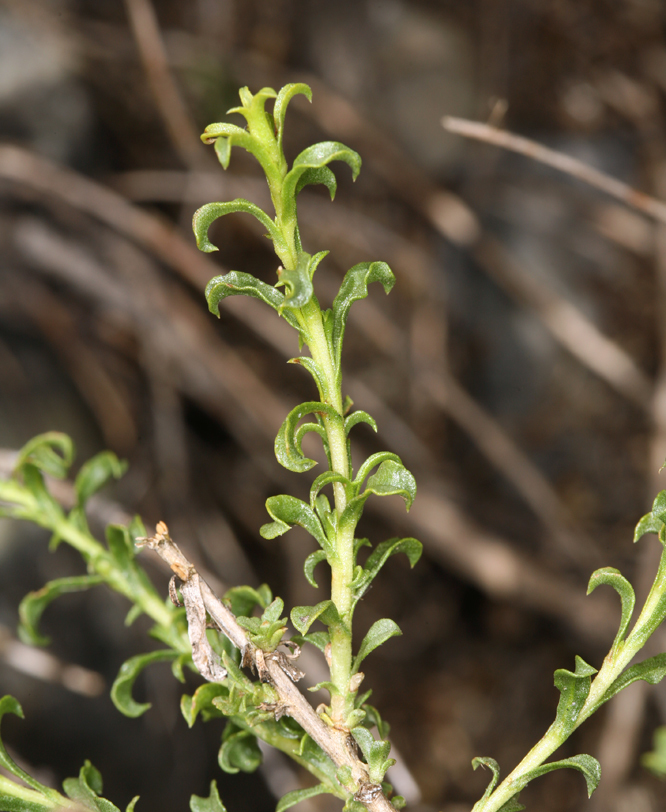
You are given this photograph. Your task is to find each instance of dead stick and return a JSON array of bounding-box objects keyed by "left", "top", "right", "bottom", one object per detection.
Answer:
[{"left": 443, "top": 116, "right": 666, "bottom": 225}]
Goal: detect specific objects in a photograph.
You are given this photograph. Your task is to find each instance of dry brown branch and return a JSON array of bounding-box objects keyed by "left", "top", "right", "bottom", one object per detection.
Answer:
[
  {"left": 138, "top": 522, "right": 398, "bottom": 812},
  {"left": 442, "top": 116, "right": 666, "bottom": 226}
]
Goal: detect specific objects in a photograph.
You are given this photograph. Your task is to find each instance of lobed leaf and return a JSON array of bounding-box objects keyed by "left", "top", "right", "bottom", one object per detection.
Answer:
[
  {"left": 587, "top": 567, "right": 635, "bottom": 650},
  {"left": 19, "top": 574, "right": 104, "bottom": 646},
  {"left": 190, "top": 781, "right": 227, "bottom": 812},
  {"left": 275, "top": 402, "right": 344, "bottom": 474},
  {"left": 552, "top": 656, "right": 597, "bottom": 737},
  {"left": 111, "top": 650, "right": 179, "bottom": 718},
  {"left": 353, "top": 619, "right": 401, "bottom": 672},
  {"left": 193, "top": 199, "right": 281, "bottom": 254}
]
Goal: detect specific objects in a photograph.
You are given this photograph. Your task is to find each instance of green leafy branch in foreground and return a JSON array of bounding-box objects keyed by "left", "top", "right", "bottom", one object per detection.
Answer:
[
  {"left": 0, "top": 84, "right": 420, "bottom": 812},
  {"left": 470, "top": 490, "right": 666, "bottom": 812}
]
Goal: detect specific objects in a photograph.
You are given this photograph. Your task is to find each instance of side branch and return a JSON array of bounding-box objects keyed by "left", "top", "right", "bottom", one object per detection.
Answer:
[{"left": 138, "top": 522, "right": 396, "bottom": 812}]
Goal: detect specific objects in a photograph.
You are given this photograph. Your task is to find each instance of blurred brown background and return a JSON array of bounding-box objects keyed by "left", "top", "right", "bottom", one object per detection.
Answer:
[{"left": 0, "top": 1, "right": 665, "bottom": 811}]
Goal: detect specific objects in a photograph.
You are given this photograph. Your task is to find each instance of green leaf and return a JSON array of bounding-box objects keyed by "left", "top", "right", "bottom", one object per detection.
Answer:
[
  {"left": 18, "top": 574, "right": 104, "bottom": 646},
  {"left": 353, "top": 452, "right": 401, "bottom": 490},
  {"left": 74, "top": 451, "right": 127, "bottom": 507},
  {"left": 344, "top": 411, "right": 377, "bottom": 436},
  {"left": 263, "top": 597, "right": 285, "bottom": 623},
  {"left": 19, "top": 465, "right": 64, "bottom": 528},
  {"left": 290, "top": 631, "right": 330, "bottom": 653},
  {"left": 63, "top": 760, "right": 121, "bottom": 812},
  {"left": 641, "top": 726, "right": 666, "bottom": 778},
  {"left": 353, "top": 619, "right": 401, "bottom": 673},
  {"left": 0, "top": 696, "right": 63, "bottom": 804},
  {"left": 294, "top": 166, "right": 337, "bottom": 199},
  {"left": 275, "top": 401, "right": 344, "bottom": 474},
  {"left": 15, "top": 432, "right": 74, "bottom": 479},
  {"left": 353, "top": 537, "right": 422, "bottom": 606},
  {"left": 111, "top": 650, "right": 179, "bottom": 717},
  {"left": 602, "top": 652, "right": 666, "bottom": 705},
  {"left": 282, "top": 142, "right": 361, "bottom": 208},
  {"left": 274, "top": 83, "right": 312, "bottom": 153},
  {"left": 552, "top": 656, "right": 597, "bottom": 737},
  {"left": 471, "top": 757, "right": 501, "bottom": 804},
  {"left": 200, "top": 107, "right": 277, "bottom": 175},
  {"left": 193, "top": 199, "right": 281, "bottom": 254},
  {"left": 351, "top": 727, "right": 395, "bottom": 784},
  {"left": 190, "top": 781, "right": 227, "bottom": 812},
  {"left": 365, "top": 460, "right": 416, "bottom": 510},
  {"left": 218, "top": 728, "right": 262, "bottom": 774},
  {"left": 331, "top": 262, "right": 395, "bottom": 369},
  {"left": 303, "top": 550, "right": 326, "bottom": 589},
  {"left": 288, "top": 357, "right": 329, "bottom": 399},
  {"left": 587, "top": 567, "right": 635, "bottom": 650},
  {"left": 276, "top": 255, "right": 313, "bottom": 311},
  {"left": 224, "top": 584, "right": 272, "bottom": 618},
  {"left": 180, "top": 683, "right": 228, "bottom": 728},
  {"left": 205, "top": 271, "right": 300, "bottom": 331},
  {"left": 634, "top": 492, "right": 666, "bottom": 542},
  {"left": 291, "top": 601, "right": 340, "bottom": 635},
  {"left": 310, "top": 471, "right": 353, "bottom": 508},
  {"left": 261, "top": 495, "right": 331, "bottom": 554},
  {"left": 276, "top": 784, "right": 330, "bottom": 812},
  {"left": 516, "top": 754, "right": 601, "bottom": 798}
]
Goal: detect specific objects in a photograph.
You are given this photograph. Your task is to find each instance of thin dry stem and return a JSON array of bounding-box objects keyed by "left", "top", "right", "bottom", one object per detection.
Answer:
[{"left": 138, "top": 522, "right": 397, "bottom": 812}]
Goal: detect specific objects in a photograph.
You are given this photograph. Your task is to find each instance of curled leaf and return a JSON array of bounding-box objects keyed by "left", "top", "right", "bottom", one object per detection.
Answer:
[
  {"left": 471, "top": 757, "right": 501, "bottom": 804},
  {"left": 74, "top": 451, "right": 127, "bottom": 507},
  {"left": 282, "top": 142, "right": 362, "bottom": 209},
  {"left": 111, "top": 649, "right": 179, "bottom": 717},
  {"left": 602, "top": 652, "right": 666, "bottom": 705},
  {"left": 352, "top": 537, "right": 422, "bottom": 607},
  {"left": 552, "top": 656, "right": 597, "bottom": 736},
  {"left": 205, "top": 271, "right": 300, "bottom": 331},
  {"left": 219, "top": 728, "right": 262, "bottom": 774},
  {"left": 193, "top": 199, "right": 281, "bottom": 254},
  {"left": 331, "top": 262, "right": 395, "bottom": 369},
  {"left": 19, "top": 574, "right": 104, "bottom": 646},
  {"left": 15, "top": 432, "right": 74, "bottom": 479},
  {"left": 303, "top": 550, "right": 327, "bottom": 588},
  {"left": 352, "top": 619, "right": 401, "bottom": 672},
  {"left": 260, "top": 495, "right": 330, "bottom": 554},
  {"left": 310, "top": 471, "right": 353, "bottom": 509},
  {"left": 353, "top": 452, "right": 401, "bottom": 490},
  {"left": 515, "top": 754, "right": 601, "bottom": 799},
  {"left": 190, "top": 781, "right": 227, "bottom": 812},
  {"left": 587, "top": 567, "right": 635, "bottom": 650},
  {"left": 276, "top": 784, "right": 330, "bottom": 812},
  {"left": 275, "top": 402, "right": 344, "bottom": 474},
  {"left": 344, "top": 411, "right": 377, "bottom": 436},
  {"left": 274, "top": 83, "right": 313, "bottom": 152},
  {"left": 365, "top": 460, "right": 416, "bottom": 510},
  {"left": 291, "top": 601, "right": 340, "bottom": 635}
]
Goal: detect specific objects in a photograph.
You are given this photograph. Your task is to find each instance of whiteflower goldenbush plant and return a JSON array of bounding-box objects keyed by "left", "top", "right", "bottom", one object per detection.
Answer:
[{"left": 1, "top": 83, "right": 666, "bottom": 812}]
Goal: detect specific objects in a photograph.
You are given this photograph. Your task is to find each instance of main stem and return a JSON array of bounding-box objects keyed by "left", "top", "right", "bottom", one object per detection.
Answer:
[{"left": 300, "top": 298, "right": 355, "bottom": 729}]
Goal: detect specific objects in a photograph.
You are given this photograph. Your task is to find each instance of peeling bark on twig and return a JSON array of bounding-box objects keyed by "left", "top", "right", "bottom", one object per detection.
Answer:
[{"left": 137, "top": 522, "right": 397, "bottom": 812}]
